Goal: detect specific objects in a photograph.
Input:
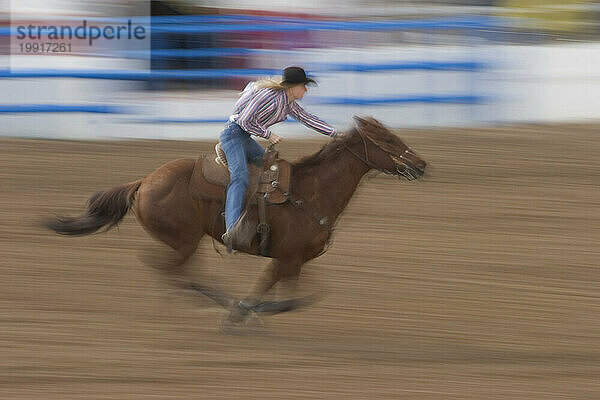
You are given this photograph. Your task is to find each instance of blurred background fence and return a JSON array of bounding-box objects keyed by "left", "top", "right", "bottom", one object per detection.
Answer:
[{"left": 1, "top": 1, "right": 599, "bottom": 139}]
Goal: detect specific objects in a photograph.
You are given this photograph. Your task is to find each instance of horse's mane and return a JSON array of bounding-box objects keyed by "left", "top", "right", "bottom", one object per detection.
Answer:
[{"left": 293, "top": 126, "right": 358, "bottom": 169}]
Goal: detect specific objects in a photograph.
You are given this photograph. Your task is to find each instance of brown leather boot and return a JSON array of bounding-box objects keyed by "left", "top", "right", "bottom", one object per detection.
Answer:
[
  {"left": 221, "top": 210, "right": 255, "bottom": 254},
  {"left": 221, "top": 231, "right": 234, "bottom": 254}
]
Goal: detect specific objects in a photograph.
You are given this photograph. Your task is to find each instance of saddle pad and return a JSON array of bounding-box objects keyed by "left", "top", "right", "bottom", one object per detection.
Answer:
[
  {"left": 202, "top": 152, "right": 231, "bottom": 186},
  {"left": 196, "top": 151, "right": 291, "bottom": 204},
  {"left": 203, "top": 151, "right": 275, "bottom": 188},
  {"left": 192, "top": 153, "right": 263, "bottom": 201},
  {"left": 189, "top": 155, "right": 226, "bottom": 201}
]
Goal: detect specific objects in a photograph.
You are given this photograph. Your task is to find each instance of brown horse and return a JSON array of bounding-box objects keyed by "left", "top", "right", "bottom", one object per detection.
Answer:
[{"left": 46, "top": 116, "right": 427, "bottom": 328}]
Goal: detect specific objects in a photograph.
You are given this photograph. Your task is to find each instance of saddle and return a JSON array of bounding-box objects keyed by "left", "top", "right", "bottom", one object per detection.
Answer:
[
  {"left": 189, "top": 144, "right": 292, "bottom": 256},
  {"left": 194, "top": 143, "right": 291, "bottom": 204}
]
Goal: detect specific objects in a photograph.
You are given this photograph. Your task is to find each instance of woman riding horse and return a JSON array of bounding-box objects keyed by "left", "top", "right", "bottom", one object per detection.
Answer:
[
  {"left": 46, "top": 115, "right": 427, "bottom": 331},
  {"left": 220, "top": 66, "right": 337, "bottom": 253}
]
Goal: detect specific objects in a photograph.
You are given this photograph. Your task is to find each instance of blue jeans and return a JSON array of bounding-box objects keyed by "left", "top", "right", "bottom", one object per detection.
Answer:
[{"left": 219, "top": 122, "right": 265, "bottom": 231}]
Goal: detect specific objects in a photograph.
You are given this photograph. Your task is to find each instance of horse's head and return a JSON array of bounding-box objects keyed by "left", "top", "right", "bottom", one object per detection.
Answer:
[{"left": 349, "top": 116, "right": 427, "bottom": 180}]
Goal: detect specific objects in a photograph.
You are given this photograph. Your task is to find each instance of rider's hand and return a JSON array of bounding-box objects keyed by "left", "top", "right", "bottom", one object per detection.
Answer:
[{"left": 268, "top": 133, "right": 282, "bottom": 145}]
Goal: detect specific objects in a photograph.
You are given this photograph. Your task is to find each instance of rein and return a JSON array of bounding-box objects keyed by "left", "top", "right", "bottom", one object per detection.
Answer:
[
  {"left": 213, "top": 125, "right": 418, "bottom": 257},
  {"left": 284, "top": 127, "right": 409, "bottom": 236},
  {"left": 343, "top": 126, "right": 420, "bottom": 180},
  {"left": 281, "top": 127, "right": 393, "bottom": 256}
]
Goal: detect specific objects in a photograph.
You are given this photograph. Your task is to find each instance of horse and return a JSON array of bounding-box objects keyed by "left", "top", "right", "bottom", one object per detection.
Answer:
[{"left": 46, "top": 116, "right": 427, "bottom": 330}]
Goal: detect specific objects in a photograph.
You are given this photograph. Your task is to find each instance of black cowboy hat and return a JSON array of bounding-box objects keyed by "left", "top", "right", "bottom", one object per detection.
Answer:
[{"left": 281, "top": 66, "right": 317, "bottom": 86}]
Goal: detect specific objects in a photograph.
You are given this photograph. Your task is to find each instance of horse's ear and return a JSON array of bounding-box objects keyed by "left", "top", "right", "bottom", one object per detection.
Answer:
[
  {"left": 353, "top": 115, "right": 370, "bottom": 127},
  {"left": 366, "top": 116, "right": 383, "bottom": 127},
  {"left": 354, "top": 115, "right": 384, "bottom": 128}
]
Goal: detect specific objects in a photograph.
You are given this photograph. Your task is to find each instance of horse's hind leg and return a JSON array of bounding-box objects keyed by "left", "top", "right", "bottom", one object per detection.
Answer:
[
  {"left": 134, "top": 177, "right": 204, "bottom": 288},
  {"left": 141, "top": 229, "right": 203, "bottom": 289}
]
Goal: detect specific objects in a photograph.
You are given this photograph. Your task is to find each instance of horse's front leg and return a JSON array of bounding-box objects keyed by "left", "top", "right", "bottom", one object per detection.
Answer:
[{"left": 227, "top": 256, "right": 302, "bottom": 324}]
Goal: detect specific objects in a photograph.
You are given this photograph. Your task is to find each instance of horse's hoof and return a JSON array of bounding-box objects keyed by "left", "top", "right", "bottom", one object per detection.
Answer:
[{"left": 218, "top": 314, "right": 268, "bottom": 336}]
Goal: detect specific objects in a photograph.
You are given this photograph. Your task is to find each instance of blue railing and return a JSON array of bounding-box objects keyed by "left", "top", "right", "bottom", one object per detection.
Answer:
[
  {"left": 0, "top": 104, "right": 127, "bottom": 113},
  {"left": 0, "top": 61, "right": 485, "bottom": 80},
  {"left": 0, "top": 14, "right": 491, "bottom": 117},
  {"left": 0, "top": 16, "right": 497, "bottom": 36}
]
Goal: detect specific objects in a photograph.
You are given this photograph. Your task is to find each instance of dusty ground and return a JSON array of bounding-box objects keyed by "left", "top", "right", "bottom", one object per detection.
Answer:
[{"left": 0, "top": 123, "right": 599, "bottom": 399}]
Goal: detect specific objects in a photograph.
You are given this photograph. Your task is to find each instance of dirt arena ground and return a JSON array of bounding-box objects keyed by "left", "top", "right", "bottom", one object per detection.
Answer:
[{"left": 1, "top": 123, "right": 599, "bottom": 399}]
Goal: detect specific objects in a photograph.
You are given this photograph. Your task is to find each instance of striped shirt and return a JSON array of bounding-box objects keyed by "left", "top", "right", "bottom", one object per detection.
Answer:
[{"left": 231, "top": 82, "right": 336, "bottom": 139}]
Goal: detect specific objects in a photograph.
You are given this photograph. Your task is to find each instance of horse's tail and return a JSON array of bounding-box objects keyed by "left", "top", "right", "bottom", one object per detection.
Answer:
[{"left": 46, "top": 179, "right": 142, "bottom": 236}]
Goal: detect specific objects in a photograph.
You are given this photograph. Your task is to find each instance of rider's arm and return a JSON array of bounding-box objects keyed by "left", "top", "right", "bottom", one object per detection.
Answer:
[
  {"left": 235, "top": 89, "right": 277, "bottom": 139},
  {"left": 288, "top": 102, "right": 336, "bottom": 137}
]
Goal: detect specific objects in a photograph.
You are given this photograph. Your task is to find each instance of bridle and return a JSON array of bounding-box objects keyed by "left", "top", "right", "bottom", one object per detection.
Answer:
[{"left": 343, "top": 126, "right": 422, "bottom": 180}]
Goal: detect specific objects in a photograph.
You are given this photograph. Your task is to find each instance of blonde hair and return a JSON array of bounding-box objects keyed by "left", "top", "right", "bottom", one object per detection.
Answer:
[{"left": 253, "top": 76, "right": 293, "bottom": 91}]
